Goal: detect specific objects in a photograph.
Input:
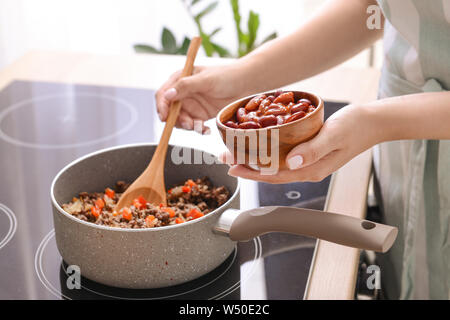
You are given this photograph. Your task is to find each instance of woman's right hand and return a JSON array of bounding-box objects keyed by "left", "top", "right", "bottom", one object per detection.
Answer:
[{"left": 155, "top": 64, "right": 248, "bottom": 133}]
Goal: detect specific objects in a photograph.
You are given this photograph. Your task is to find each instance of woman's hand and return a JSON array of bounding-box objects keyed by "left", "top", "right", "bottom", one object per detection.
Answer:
[
  {"left": 224, "top": 104, "right": 381, "bottom": 183},
  {"left": 155, "top": 64, "right": 250, "bottom": 132}
]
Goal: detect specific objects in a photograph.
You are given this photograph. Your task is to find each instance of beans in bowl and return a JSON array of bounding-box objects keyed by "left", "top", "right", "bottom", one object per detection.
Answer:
[
  {"left": 223, "top": 90, "right": 316, "bottom": 129},
  {"left": 62, "top": 177, "right": 229, "bottom": 229}
]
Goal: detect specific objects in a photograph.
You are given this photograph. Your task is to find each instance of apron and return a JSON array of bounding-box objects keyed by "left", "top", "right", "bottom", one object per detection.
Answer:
[{"left": 374, "top": 0, "right": 450, "bottom": 299}]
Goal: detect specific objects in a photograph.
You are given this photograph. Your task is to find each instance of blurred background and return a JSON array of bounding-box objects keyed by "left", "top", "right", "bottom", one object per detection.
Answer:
[{"left": 0, "top": 0, "right": 382, "bottom": 70}]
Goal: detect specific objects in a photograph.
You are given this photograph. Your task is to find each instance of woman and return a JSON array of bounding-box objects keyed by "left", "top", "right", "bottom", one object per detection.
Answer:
[{"left": 156, "top": 0, "right": 450, "bottom": 299}]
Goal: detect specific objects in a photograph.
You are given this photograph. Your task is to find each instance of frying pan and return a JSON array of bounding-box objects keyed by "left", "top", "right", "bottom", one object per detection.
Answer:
[{"left": 51, "top": 143, "right": 397, "bottom": 289}]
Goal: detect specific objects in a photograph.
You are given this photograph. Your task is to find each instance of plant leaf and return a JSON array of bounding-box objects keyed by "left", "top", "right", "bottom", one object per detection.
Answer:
[
  {"left": 211, "top": 42, "right": 231, "bottom": 57},
  {"left": 133, "top": 44, "right": 161, "bottom": 54},
  {"left": 247, "top": 10, "right": 260, "bottom": 52},
  {"left": 199, "top": 31, "right": 215, "bottom": 56},
  {"left": 190, "top": 0, "right": 202, "bottom": 6},
  {"left": 209, "top": 27, "right": 222, "bottom": 38},
  {"left": 194, "top": 1, "right": 218, "bottom": 21},
  {"left": 176, "top": 37, "right": 191, "bottom": 55},
  {"left": 260, "top": 31, "right": 277, "bottom": 45},
  {"left": 161, "top": 27, "right": 177, "bottom": 54}
]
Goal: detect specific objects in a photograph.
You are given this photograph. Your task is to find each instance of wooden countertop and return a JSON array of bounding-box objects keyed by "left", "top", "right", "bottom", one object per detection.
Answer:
[{"left": 0, "top": 50, "right": 380, "bottom": 299}]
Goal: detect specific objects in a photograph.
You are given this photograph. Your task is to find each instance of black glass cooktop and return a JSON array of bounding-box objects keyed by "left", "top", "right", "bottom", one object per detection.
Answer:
[{"left": 0, "top": 80, "right": 347, "bottom": 300}]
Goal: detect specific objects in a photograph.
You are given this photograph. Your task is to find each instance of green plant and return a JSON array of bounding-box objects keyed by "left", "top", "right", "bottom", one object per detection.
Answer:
[
  {"left": 134, "top": 0, "right": 277, "bottom": 58},
  {"left": 230, "top": 0, "right": 277, "bottom": 57},
  {"left": 134, "top": 27, "right": 191, "bottom": 55}
]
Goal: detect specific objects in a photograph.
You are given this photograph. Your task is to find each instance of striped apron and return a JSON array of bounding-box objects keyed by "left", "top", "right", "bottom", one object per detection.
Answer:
[{"left": 374, "top": 0, "right": 450, "bottom": 299}]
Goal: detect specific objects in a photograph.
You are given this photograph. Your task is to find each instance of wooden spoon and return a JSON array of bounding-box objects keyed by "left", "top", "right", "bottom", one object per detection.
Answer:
[{"left": 115, "top": 37, "right": 202, "bottom": 211}]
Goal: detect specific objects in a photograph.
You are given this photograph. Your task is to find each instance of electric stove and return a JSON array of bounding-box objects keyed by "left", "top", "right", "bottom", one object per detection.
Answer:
[{"left": 0, "top": 80, "right": 347, "bottom": 300}]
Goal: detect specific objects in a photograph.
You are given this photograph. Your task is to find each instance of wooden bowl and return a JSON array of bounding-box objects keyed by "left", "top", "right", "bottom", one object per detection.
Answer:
[{"left": 216, "top": 90, "right": 324, "bottom": 172}]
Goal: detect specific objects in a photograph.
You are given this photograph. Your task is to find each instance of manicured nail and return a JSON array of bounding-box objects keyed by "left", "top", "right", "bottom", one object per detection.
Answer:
[
  {"left": 287, "top": 155, "right": 303, "bottom": 170},
  {"left": 164, "top": 88, "right": 177, "bottom": 100}
]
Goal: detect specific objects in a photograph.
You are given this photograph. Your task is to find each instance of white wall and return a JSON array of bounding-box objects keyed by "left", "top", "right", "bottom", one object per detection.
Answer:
[{"left": 0, "top": 0, "right": 380, "bottom": 70}]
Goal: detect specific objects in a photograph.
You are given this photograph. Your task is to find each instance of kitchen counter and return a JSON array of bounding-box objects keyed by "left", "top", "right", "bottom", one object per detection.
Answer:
[{"left": 0, "top": 50, "right": 380, "bottom": 299}]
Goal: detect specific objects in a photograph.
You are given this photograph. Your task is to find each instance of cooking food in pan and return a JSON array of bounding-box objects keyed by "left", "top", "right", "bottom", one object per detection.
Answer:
[
  {"left": 223, "top": 90, "right": 317, "bottom": 129},
  {"left": 62, "top": 177, "right": 229, "bottom": 229}
]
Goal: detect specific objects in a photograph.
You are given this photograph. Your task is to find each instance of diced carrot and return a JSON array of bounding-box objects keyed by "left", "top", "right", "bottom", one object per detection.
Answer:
[
  {"left": 137, "top": 195, "right": 147, "bottom": 206},
  {"left": 175, "top": 217, "right": 184, "bottom": 224},
  {"left": 95, "top": 198, "right": 105, "bottom": 210},
  {"left": 72, "top": 197, "right": 78, "bottom": 202},
  {"left": 162, "top": 207, "right": 176, "bottom": 218},
  {"left": 159, "top": 203, "right": 164, "bottom": 208},
  {"left": 113, "top": 211, "right": 119, "bottom": 216},
  {"left": 168, "top": 189, "right": 172, "bottom": 194},
  {"left": 105, "top": 188, "right": 115, "bottom": 199},
  {"left": 122, "top": 207, "right": 132, "bottom": 221},
  {"left": 145, "top": 215, "right": 155, "bottom": 227},
  {"left": 91, "top": 206, "right": 101, "bottom": 218},
  {"left": 188, "top": 208, "right": 204, "bottom": 219},
  {"left": 182, "top": 186, "right": 191, "bottom": 193},
  {"left": 186, "top": 179, "right": 197, "bottom": 188}
]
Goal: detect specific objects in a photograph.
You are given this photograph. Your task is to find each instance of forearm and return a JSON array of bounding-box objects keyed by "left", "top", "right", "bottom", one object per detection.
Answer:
[
  {"left": 364, "top": 92, "right": 450, "bottom": 143},
  {"left": 235, "top": 0, "right": 383, "bottom": 94}
]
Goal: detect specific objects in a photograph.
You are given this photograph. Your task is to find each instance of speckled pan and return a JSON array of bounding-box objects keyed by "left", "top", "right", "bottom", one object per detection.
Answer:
[{"left": 51, "top": 143, "right": 239, "bottom": 289}]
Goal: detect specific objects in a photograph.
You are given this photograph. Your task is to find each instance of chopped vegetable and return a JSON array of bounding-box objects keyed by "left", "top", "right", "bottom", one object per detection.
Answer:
[
  {"left": 187, "top": 208, "right": 204, "bottom": 219},
  {"left": 175, "top": 217, "right": 184, "bottom": 224},
  {"left": 122, "top": 207, "right": 132, "bottom": 221},
  {"left": 186, "top": 179, "right": 197, "bottom": 188},
  {"left": 105, "top": 187, "right": 115, "bottom": 199},
  {"left": 132, "top": 195, "right": 147, "bottom": 210},
  {"left": 145, "top": 215, "right": 155, "bottom": 227},
  {"left": 162, "top": 207, "right": 176, "bottom": 218},
  {"left": 95, "top": 198, "right": 105, "bottom": 210},
  {"left": 181, "top": 186, "right": 191, "bottom": 193},
  {"left": 91, "top": 206, "right": 101, "bottom": 218}
]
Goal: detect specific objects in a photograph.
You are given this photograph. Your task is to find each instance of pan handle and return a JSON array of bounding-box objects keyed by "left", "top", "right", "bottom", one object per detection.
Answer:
[{"left": 227, "top": 206, "right": 397, "bottom": 253}]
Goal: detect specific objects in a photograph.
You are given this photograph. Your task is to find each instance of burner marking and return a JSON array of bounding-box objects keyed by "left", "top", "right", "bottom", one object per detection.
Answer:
[
  {"left": 0, "top": 203, "right": 18, "bottom": 250},
  {"left": 0, "top": 93, "right": 138, "bottom": 149},
  {"left": 35, "top": 229, "right": 263, "bottom": 300}
]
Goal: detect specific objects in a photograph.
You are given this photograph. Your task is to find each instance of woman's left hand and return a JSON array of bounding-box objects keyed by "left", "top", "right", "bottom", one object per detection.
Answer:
[{"left": 223, "top": 104, "right": 380, "bottom": 184}]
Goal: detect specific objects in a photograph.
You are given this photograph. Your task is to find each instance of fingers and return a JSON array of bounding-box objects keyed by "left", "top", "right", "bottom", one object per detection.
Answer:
[
  {"left": 227, "top": 149, "right": 344, "bottom": 184},
  {"left": 285, "top": 126, "right": 338, "bottom": 170},
  {"left": 155, "top": 70, "right": 182, "bottom": 121}
]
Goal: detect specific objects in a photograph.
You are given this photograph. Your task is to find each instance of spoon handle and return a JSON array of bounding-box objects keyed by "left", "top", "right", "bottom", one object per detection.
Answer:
[{"left": 156, "top": 37, "right": 202, "bottom": 158}]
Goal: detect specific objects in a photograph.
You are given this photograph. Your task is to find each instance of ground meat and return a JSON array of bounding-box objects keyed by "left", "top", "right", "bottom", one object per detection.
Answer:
[{"left": 62, "top": 177, "right": 229, "bottom": 229}]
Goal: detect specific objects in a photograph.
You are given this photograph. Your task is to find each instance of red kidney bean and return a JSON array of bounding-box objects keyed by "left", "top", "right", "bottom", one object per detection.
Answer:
[
  {"left": 224, "top": 91, "right": 316, "bottom": 130},
  {"left": 290, "top": 103, "right": 309, "bottom": 114},
  {"left": 236, "top": 108, "right": 246, "bottom": 123},
  {"left": 245, "top": 95, "right": 266, "bottom": 112},
  {"left": 274, "top": 89, "right": 283, "bottom": 97},
  {"left": 273, "top": 92, "right": 294, "bottom": 104},
  {"left": 224, "top": 121, "right": 239, "bottom": 128},
  {"left": 238, "top": 121, "right": 261, "bottom": 129},
  {"left": 245, "top": 111, "right": 259, "bottom": 122},
  {"left": 258, "top": 98, "right": 272, "bottom": 113},
  {"left": 299, "top": 98, "right": 312, "bottom": 105},
  {"left": 285, "top": 111, "right": 306, "bottom": 123},
  {"left": 265, "top": 106, "right": 287, "bottom": 116},
  {"left": 258, "top": 115, "right": 277, "bottom": 127},
  {"left": 276, "top": 115, "right": 285, "bottom": 125}
]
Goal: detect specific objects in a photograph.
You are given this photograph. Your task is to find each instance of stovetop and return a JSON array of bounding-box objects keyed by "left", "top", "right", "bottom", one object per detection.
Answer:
[{"left": 0, "top": 80, "right": 347, "bottom": 300}]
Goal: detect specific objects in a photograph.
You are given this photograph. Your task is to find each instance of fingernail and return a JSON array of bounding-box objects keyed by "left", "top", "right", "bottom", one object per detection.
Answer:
[
  {"left": 287, "top": 155, "right": 303, "bottom": 170},
  {"left": 181, "top": 121, "right": 191, "bottom": 130},
  {"left": 164, "top": 88, "right": 177, "bottom": 100}
]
